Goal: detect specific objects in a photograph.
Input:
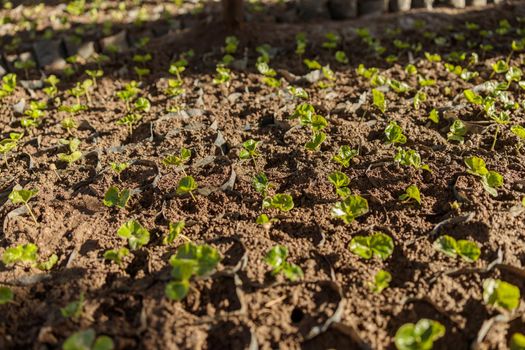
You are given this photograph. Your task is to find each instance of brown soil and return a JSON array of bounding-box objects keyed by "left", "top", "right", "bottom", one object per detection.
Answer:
[{"left": 1, "top": 1, "right": 525, "bottom": 349}]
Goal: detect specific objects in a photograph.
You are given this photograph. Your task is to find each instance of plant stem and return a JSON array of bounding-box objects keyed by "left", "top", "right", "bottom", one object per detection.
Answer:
[
  {"left": 189, "top": 191, "right": 196, "bottom": 201},
  {"left": 491, "top": 124, "right": 500, "bottom": 151},
  {"left": 25, "top": 203, "right": 38, "bottom": 225},
  {"left": 180, "top": 234, "right": 192, "bottom": 243}
]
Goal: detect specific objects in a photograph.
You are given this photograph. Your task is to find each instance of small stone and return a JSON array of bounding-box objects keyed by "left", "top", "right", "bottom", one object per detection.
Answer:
[
  {"left": 64, "top": 38, "right": 96, "bottom": 60},
  {"left": 12, "top": 99, "right": 25, "bottom": 114},
  {"left": 32, "top": 40, "right": 66, "bottom": 69},
  {"left": 100, "top": 30, "right": 129, "bottom": 53}
]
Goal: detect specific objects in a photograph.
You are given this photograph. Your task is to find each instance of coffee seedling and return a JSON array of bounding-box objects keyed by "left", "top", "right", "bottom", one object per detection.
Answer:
[
  {"left": 331, "top": 194, "right": 369, "bottom": 224},
  {"left": 9, "top": 188, "right": 38, "bottom": 224},
  {"left": 349, "top": 232, "right": 394, "bottom": 260},
  {"left": 117, "top": 220, "right": 150, "bottom": 250},
  {"left": 103, "top": 186, "right": 131, "bottom": 209},
  {"left": 265, "top": 245, "right": 303, "bottom": 281},
  {"left": 433, "top": 235, "right": 480, "bottom": 262},
  {"left": 394, "top": 319, "right": 445, "bottom": 350},
  {"left": 483, "top": 278, "right": 520, "bottom": 311}
]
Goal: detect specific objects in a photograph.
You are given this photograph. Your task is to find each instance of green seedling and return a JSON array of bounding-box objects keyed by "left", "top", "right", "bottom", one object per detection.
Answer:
[
  {"left": 58, "top": 138, "right": 82, "bottom": 166},
  {"left": 0, "top": 132, "right": 23, "bottom": 166},
  {"left": 332, "top": 145, "right": 358, "bottom": 168},
  {"left": 9, "top": 188, "right": 38, "bottom": 224},
  {"left": 256, "top": 62, "right": 280, "bottom": 87},
  {"left": 322, "top": 32, "right": 340, "bottom": 50},
  {"left": 511, "top": 333, "right": 525, "bottom": 350},
  {"left": 166, "top": 79, "right": 185, "bottom": 97},
  {"left": 328, "top": 171, "right": 350, "bottom": 199},
  {"left": 349, "top": 232, "right": 394, "bottom": 260},
  {"left": 262, "top": 194, "right": 294, "bottom": 212},
  {"left": 511, "top": 125, "right": 525, "bottom": 150},
  {"left": 110, "top": 162, "right": 129, "bottom": 181},
  {"left": 287, "top": 86, "right": 308, "bottom": 99},
  {"left": 224, "top": 35, "right": 239, "bottom": 55},
  {"left": 385, "top": 121, "right": 406, "bottom": 145},
  {"left": 213, "top": 66, "right": 231, "bottom": 85},
  {"left": 0, "top": 73, "right": 17, "bottom": 99},
  {"left": 103, "top": 248, "right": 129, "bottom": 265},
  {"left": 239, "top": 139, "right": 260, "bottom": 167},
  {"left": 335, "top": 51, "right": 348, "bottom": 64},
  {"left": 295, "top": 32, "right": 307, "bottom": 56},
  {"left": 394, "top": 319, "right": 445, "bottom": 350},
  {"left": 424, "top": 52, "right": 442, "bottom": 62},
  {"left": 116, "top": 81, "right": 140, "bottom": 111},
  {"left": 388, "top": 79, "right": 410, "bottom": 94},
  {"left": 252, "top": 172, "right": 272, "bottom": 197},
  {"left": 394, "top": 148, "right": 430, "bottom": 172},
  {"left": 37, "top": 254, "right": 58, "bottom": 271},
  {"left": 372, "top": 89, "right": 386, "bottom": 113},
  {"left": 14, "top": 58, "right": 36, "bottom": 79},
  {"left": 85, "top": 69, "right": 103, "bottom": 88},
  {"left": 399, "top": 184, "right": 421, "bottom": 205},
  {"left": 433, "top": 235, "right": 480, "bottom": 262},
  {"left": 488, "top": 111, "right": 510, "bottom": 151},
  {"left": 117, "top": 220, "right": 150, "bottom": 250},
  {"left": 116, "top": 113, "right": 141, "bottom": 136},
  {"left": 265, "top": 245, "right": 303, "bottom": 281},
  {"left": 0, "top": 286, "right": 14, "bottom": 304},
  {"left": 61, "top": 293, "right": 84, "bottom": 320},
  {"left": 331, "top": 194, "right": 369, "bottom": 224},
  {"left": 2, "top": 243, "right": 38, "bottom": 266},
  {"left": 369, "top": 270, "right": 391, "bottom": 293},
  {"left": 169, "top": 58, "right": 188, "bottom": 81},
  {"left": 103, "top": 186, "right": 131, "bottom": 209},
  {"left": 163, "top": 220, "right": 190, "bottom": 245},
  {"left": 304, "top": 59, "right": 322, "bottom": 70},
  {"left": 61, "top": 117, "right": 78, "bottom": 134},
  {"left": 162, "top": 147, "right": 191, "bottom": 175},
  {"left": 43, "top": 74, "right": 60, "bottom": 97},
  {"left": 134, "top": 67, "right": 150, "bottom": 79},
  {"left": 177, "top": 176, "right": 198, "bottom": 200},
  {"left": 464, "top": 156, "right": 503, "bottom": 196},
  {"left": 256, "top": 214, "right": 277, "bottom": 229},
  {"left": 165, "top": 242, "right": 221, "bottom": 301},
  {"left": 305, "top": 132, "right": 326, "bottom": 151},
  {"left": 413, "top": 90, "right": 427, "bottom": 110},
  {"left": 63, "top": 329, "right": 114, "bottom": 350},
  {"left": 483, "top": 278, "right": 520, "bottom": 311},
  {"left": 447, "top": 119, "right": 467, "bottom": 143}
]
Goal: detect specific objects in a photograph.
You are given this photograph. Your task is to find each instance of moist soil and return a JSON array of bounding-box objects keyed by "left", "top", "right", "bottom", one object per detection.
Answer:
[{"left": 1, "top": 1, "right": 525, "bottom": 349}]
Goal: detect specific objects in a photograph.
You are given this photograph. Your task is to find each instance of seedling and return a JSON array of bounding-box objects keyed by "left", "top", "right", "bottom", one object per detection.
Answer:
[
  {"left": 63, "top": 329, "right": 114, "bottom": 350},
  {"left": 163, "top": 220, "right": 190, "bottom": 245},
  {"left": 103, "top": 186, "right": 131, "bottom": 209},
  {"left": 166, "top": 79, "right": 185, "bottom": 97},
  {"left": 511, "top": 333, "right": 525, "bottom": 350},
  {"left": 369, "top": 270, "right": 391, "bottom": 293},
  {"left": 162, "top": 147, "right": 191, "bottom": 175},
  {"left": 58, "top": 138, "right": 82, "bottom": 166},
  {"left": 385, "top": 121, "right": 406, "bottom": 145},
  {"left": 176, "top": 176, "right": 198, "bottom": 200},
  {"left": 43, "top": 74, "right": 60, "bottom": 97},
  {"left": 213, "top": 66, "right": 231, "bottom": 85},
  {"left": 488, "top": 111, "right": 510, "bottom": 151},
  {"left": 372, "top": 89, "right": 386, "bottom": 113},
  {"left": 483, "top": 278, "right": 520, "bottom": 311},
  {"left": 252, "top": 172, "right": 271, "bottom": 197},
  {"left": 110, "top": 162, "right": 129, "bottom": 181},
  {"left": 116, "top": 81, "right": 140, "bottom": 112},
  {"left": 305, "top": 132, "right": 326, "bottom": 151},
  {"left": 394, "top": 148, "right": 431, "bottom": 172},
  {"left": 61, "top": 117, "right": 78, "bottom": 135},
  {"left": 433, "top": 235, "right": 480, "bottom": 262},
  {"left": 447, "top": 119, "right": 467, "bottom": 143},
  {"left": 0, "top": 287, "right": 13, "bottom": 304},
  {"left": 2, "top": 243, "right": 38, "bottom": 266},
  {"left": 165, "top": 243, "right": 220, "bottom": 301},
  {"left": 511, "top": 125, "right": 525, "bottom": 150},
  {"left": 0, "top": 73, "right": 17, "bottom": 99},
  {"left": 117, "top": 220, "right": 150, "bottom": 250},
  {"left": 239, "top": 139, "right": 260, "bottom": 167},
  {"left": 335, "top": 51, "right": 348, "bottom": 64},
  {"left": 332, "top": 145, "right": 358, "bottom": 168},
  {"left": 8, "top": 188, "right": 38, "bottom": 224},
  {"left": 295, "top": 32, "right": 307, "bottom": 56},
  {"left": 37, "top": 254, "right": 58, "bottom": 271},
  {"left": 14, "top": 58, "right": 36, "bottom": 79},
  {"left": 224, "top": 35, "right": 239, "bottom": 55},
  {"left": 286, "top": 86, "right": 308, "bottom": 99},
  {"left": 322, "top": 32, "right": 340, "bottom": 50},
  {"left": 265, "top": 245, "right": 303, "bottom": 281},
  {"left": 464, "top": 156, "right": 503, "bottom": 196},
  {"left": 85, "top": 69, "right": 103, "bottom": 88},
  {"left": 256, "top": 214, "right": 277, "bottom": 230},
  {"left": 349, "top": 232, "right": 394, "bottom": 260},
  {"left": 399, "top": 184, "right": 421, "bottom": 205},
  {"left": 134, "top": 97, "right": 151, "bottom": 113},
  {"left": 61, "top": 293, "right": 84, "bottom": 320},
  {"left": 256, "top": 62, "right": 280, "bottom": 88},
  {"left": 328, "top": 171, "right": 350, "bottom": 199},
  {"left": 116, "top": 113, "right": 142, "bottom": 136},
  {"left": 262, "top": 194, "right": 294, "bottom": 212},
  {"left": 0, "top": 132, "right": 23, "bottom": 166},
  {"left": 331, "top": 194, "right": 369, "bottom": 224},
  {"left": 394, "top": 319, "right": 445, "bottom": 350},
  {"left": 103, "top": 248, "right": 129, "bottom": 265}
]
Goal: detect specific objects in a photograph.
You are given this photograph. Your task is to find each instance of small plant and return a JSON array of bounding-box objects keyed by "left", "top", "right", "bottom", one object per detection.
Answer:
[
  {"left": 385, "top": 121, "right": 407, "bottom": 145},
  {"left": 372, "top": 89, "right": 386, "bottom": 113},
  {"left": 60, "top": 293, "right": 84, "bottom": 320},
  {"left": 332, "top": 145, "right": 358, "bottom": 168},
  {"left": 322, "top": 32, "right": 340, "bottom": 50},
  {"left": 43, "top": 74, "right": 60, "bottom": 97},
  {"left": 110, "top": 162, "right": 129, "bottom": 181},
  {"left": 331, "top": 194, "right": 369, "bottom": 224},
  {"left": 399, "top": 184, "right": 421, "bottom": 205},
  {"left": 0, "top": 73, "right": 17, "bottom": 98},
  {"left": 464, "top": 156, "right": 503, "bottom": 196},
  {"left": 165, "top": 243, "right": 220, "bottom": 301},
  {"left": 394, "top": 148, "right": 431, "bottom": 172},
  {"left": 58, "top": 138, "right": 82, "bottom": 166},
  {"left": 447, "top": 119, "right": 467, "bottom": 143},
  {"left": 239, "top": 139, "right": 260, "bottom": 167},
  {"left": 212, "top": 66, "right": 231, "bottom": 85},
  {"left": 116, "top": 113, "right": 142, "bottom": 136},
  {"left": 265, "top": 245, "right": 303, "bottom": 281},
  {"left": 328, "top": 171, "right": 351, "bottom": 199},
  {"left": 37, "top": 254, "right": 59, "bottom": 271},
  {"left": 0, "top": 286, "right": 14, "bottom": 304},
  {"left": 103, "top": 248, "right": 129, "bottom": 265},
  {"left": 0, "top": 132, "right": 23, "bottom": 166},
  {"left": 63, "top": 329, "right": 114, "bottom": 350},
  {"left": 252, "top": 172, "right": 272, "bottom": 197},
  {"left": 9, "top": 188, "right": 38, "bottom": 224},
  {"left": 117, "top": 220, "right": 150, "bottom": 250},
  {"left": 349, "top": 232, "right": 394, "bottom": 260},
  {"left": 262, "top": 194, "right": 294, "bottom": 212},
  {"left": 103, "top": 186, "right": 131, "bottom": 209},
  {"left": 433, "top": 235, "right": 480, "bottom": 262},
  {"left": 394, "top": 319, "right": 445, "bottom": 350},
  {"left": 2, "top": 243, "right": 38, "bottom": 266},
  {"left": 163, "top": 147, "right": 191, "bottom": 175},
  {"left": 511, "top": 333, "right": 525, "bottom": 350},
  {"left": 295, "top": 32, "right": 307, "bottom": 56},
  {"left": 163, "top": 220, "right": 190, "bottom": 245},
  {"left": 176, "top": 176, "right": 198, "bottom": 200},
  {"left": 86, "top": 69, "right": 103, "bottom": 88},
  {"left": 483, "top": 278, "right": 520, "bottom": 311},
  {"left": 335, "top": 51, "right": 348, "bottom": 64},
  {"left": 369, "top": 270, "right": 391, "bottom": 293}
]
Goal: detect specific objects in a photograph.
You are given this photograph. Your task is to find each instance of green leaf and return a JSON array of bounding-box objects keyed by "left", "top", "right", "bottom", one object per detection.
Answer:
[
  {"left": 2, "top": 243, "right": 38, "bottom": 266},
  {"left": 349, "top": 232, "right": 393, "bottom": 260},
  {"left": 0, "top": 286, "right": 14, "bottom": 304},
  {"left": 8, "top": 189, "right": 38, "bottom": 205},
  {"left": 428, "top": 109, "right": 439, "bottom": 124},
  {"left": 349, "top": 236, "right": 372, "bottom": 259},
  {"left": 37, "top": 254, "right": 59, "bottom": 271},
  {"left": 103, "top": 186, "right": 131, "bottom": 209},
  {"left": 332, "top": 145, "right": 358, "bottom": 168},
  {"left": 164, "top": 221, "right": 185, "bottom": 245},
  {"left": 328, "top": 171, "right": 350, "bottom": 189},
  {"left": 265, "top": 245, "right": 288, "bottom": 271},
  {"left": 103, "top": 248, "right": 129, "bottom": 265},
  {"left": 511, "top": 333, "right": 525, "bottom": 350},
  {"left": 58, "top": 150, "right": 82, "bottom": 165},
  {"left": 92, "top": 336, "right": 114, "bottom": 350},
  {"left": 252, "top": 172, "right": 270, "bottom": 196},
  {"left": 239, "top": 139, "right": 259, "bottom": 159},
  {"left": 433, "top": 235, "right": 458, "bottom": 258},
  {"left": 262, "top": 194, "right": 294, "bottom": 212},
  {"left": 372, "top": 88, "right": 386, "bottom": 113},
  {"left": 331, "top": 194, "right": 369, "bottom": 224},
  {"left": 511, "top": 125, "right": 525, "bottom": 140},
  {"left": 282, "top": 262, "right": 304, "bottom": 281},
  {"left": 456, "top": 240, "right": 481, "bottom": 262},
  {"left": 399, "top": 184, "right": 421, "bottom": 205},
  {"left": 165, "top": 280, "right": 190, "bottom": 301},
  {"left": 394, "top": 319, "right": 445, "bottom": 350},
  {"left": 483, "top": 278, "right": 520, "bottom": 311},
  {"left": 385, "top": 121, "right": 407, "bottom": 144},
  {"left": 63, "top": 329, "right": 96, "bottom": 350},
  {"left": 117, "top": 220, "right": 150, "bottom": 250},
  {"left": 464, "top": 156, "right": 488, "bottom": 176},
  {"left": 464, "top": 89, "right": 483, "bottom": 105},
  {"left": 305, "top": 132, "right": 326, "bottom": 151},
  {"left": 370, "top": 270, "right": 391, "bottom": 293},
  {"left": 176, "top": 176, "right": 198, "bottom": 196},
  {"left": 60, "top": 293, "right": 84, "bottom": 319}
]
